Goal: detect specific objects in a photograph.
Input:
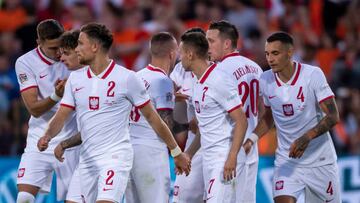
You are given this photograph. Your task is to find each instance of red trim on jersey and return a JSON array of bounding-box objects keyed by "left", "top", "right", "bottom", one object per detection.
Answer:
[
  {"left": 290, "top": 62, "right": 301, "bottom": 85},
  {"left": 319, "top": 95, "right": 335, "bottom": 104},
  {"left": 157, "top": 108, "right": 173, "bottom": 111},
  {"left": 101, "top": 60, "right": 116, "bottom": 79},
  {"left": 199, "top": 63, "right": 217, "bottom": 84},
  {"left": 147, "top": 64, "right": 167, "bottom": 76},
  {"left": 20, "top": 85, "right": 38, "bottom": 92},
  {"left": 274, "top": 73, "right": 282, "bottom": 87},
  {"left": 220, "top": 52, "right": 241, "bottom": 62},
  {"left": 136, "top": 99, "right": 150, "bottom": 108},
  {"left": 36, "top": 48, "right": 53, "bottom": 65},
  {"left": 60, "top": 103, "right": 75, "bottom": 110},
  {"left": 87, "top": 67, "right": 92, "bottom": 78},
  {"left": 227, "top": 103, "right": 242, "bottom": 113}
]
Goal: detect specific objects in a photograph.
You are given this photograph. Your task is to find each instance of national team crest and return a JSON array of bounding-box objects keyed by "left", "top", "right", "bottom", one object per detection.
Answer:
[
  {"left": 89, "top": 96, "right": 100, "bottom": 110},
  {"left": 282, "top": 104, "right": 294, "bottom": 116},
  {"left": 19, "top": 73, "right": 28, "bottom": 84},
  {"left": 18, "top": 168, "right": 25, "bottom": 178},
  {"left": 173, "top": 185, "right": 179, "bottom": 196},
  {"left": 166, "top": 92, "right": 172, "bottom": 102},
  {"left": 275, "top": 180, "right": 284, "bottom": 190},
  {"left": 195, "top": 101, "right": 200, "bottom": 113}
]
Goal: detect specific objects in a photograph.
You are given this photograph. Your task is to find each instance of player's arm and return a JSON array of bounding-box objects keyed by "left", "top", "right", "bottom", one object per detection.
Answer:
[
  {"left": 37, "top": 105, "right": 74, "bottom": 151},
  {"left": 54, "top": 132, "right": 82, "bottom": 162},
  {"left": 140, "top": 102, "right": 191, "bottom": 175},
  {"left": 185, "top": 123, "right": 201, "bottom": 160},
  {"left": 157, "top": 109, "right": 175, "bottom": 131},
  {"left": 289, "top": 97, "right": 339, "bottom": 158},
  {"left": 223, "top": 107, "right": 248, "bottom": 181},
  {"left": 21, "top": 79, "right": 66, "bottom": 117}
]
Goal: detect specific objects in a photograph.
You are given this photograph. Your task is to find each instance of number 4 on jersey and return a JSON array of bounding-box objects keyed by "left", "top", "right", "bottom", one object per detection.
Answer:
[{"left": 297, "top": 86, "right": 304, "bottom": 102}]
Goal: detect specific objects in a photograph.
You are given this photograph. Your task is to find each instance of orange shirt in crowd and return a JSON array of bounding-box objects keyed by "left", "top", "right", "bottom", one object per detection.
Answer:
[{"left": 0, "top": 7, "right": 27, "bottom": 32}]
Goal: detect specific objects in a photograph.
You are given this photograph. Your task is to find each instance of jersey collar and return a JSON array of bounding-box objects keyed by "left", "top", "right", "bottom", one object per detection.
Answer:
[
  {"left": 220, "top": 52, "right": 241, "bottom": 62},
  {"left": 146, "top": 64, "right": 167, "bottom": 76},
  {"left": 36, "top": 47, "right": 55, "bottom": 65},
  {"left": 199, "top": 63, "right": 217, "bottom": 84},
  {"left": 87, "top": 60, "right": 115, "bottom": 79},
  {"left": 274, "top": 62, "right": 301, "bottom": 87}
]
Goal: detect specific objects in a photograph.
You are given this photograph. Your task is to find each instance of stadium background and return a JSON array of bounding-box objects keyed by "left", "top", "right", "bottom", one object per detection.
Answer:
[{"left": 0, "top": 0, "right": 359, "bottom": 202}]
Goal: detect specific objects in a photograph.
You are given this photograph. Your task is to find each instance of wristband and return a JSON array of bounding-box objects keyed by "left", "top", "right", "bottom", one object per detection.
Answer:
[
  {"left": 170, "top": 146, "right": 182, "bottom": 157},
  {"left": 249, "top": 132, "right": 259, "bottom": 144},
  {"left": 50, "top": 92, "right": 61, "bottom": 102}
]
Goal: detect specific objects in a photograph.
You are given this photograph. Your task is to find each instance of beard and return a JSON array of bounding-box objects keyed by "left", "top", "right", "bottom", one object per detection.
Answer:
[{"left": 78, "top": 56, "right": 92, "bottom": 66}]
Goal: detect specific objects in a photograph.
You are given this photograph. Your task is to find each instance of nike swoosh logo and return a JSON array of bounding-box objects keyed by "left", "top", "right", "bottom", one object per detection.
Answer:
[
  {"left": 75, "top": 87, "right": 84, "bottom": 92},
  {"left": 182, "top": 88, "right": 190, "bottom": 92},
  {"left": 269, "top": 95, "right": 276, "bottom": 99},
  {"left": 206, "top": 196, "right": 213, "bottom": 201},
  {"left": 103, "top": 188, "right": 113, "bottom": 191},
  {"left": 325, "top": 199, "right": 334, "bottom": 202},
  {"left": 39, "top": 74, "right": 48, "bottom": 79}
]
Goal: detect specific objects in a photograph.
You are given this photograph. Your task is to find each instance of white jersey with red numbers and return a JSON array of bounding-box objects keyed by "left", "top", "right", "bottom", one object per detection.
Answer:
[
  {"left": 192, "top": 63, "right": 242, "bottom": 164},
  {"left": 61, "top": 60, "right": 150, "bottom": 168},
  {"left": 217, "top": 52, "right": 263, "bottom": 164},
  {"left": 129, "top": 64, "right": 174, "bottom": 149},
  {"left": 15, "top": 47, "right": 77, "bottom": 153},
  {"left": 260, "top": 62, "right": 337, "bottom": 167}
]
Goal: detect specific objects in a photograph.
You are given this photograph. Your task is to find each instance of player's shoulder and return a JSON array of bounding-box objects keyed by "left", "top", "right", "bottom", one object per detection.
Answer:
[
  {"left": 299, "top": 62, "right": 323, "bottom": 76},
  {"left": 68, "top": 66, "right": 87, "bottom": 79},
  {"left": 15, "top": 48, "right": 37, "bottom": 67},
  {"left": 260, "top": 69, "right": 275, "bottom": 81}
]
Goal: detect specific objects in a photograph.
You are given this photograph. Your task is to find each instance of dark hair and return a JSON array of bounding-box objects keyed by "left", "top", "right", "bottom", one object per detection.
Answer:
[
  {"left": 208, "top": 20, "right": 239, "bottom": 48},
  {"left": 184, "top": 27, "right": 205, "bottom": 35},
  {"left": 37, "top": 19, "right": 64, "bottom": 41},
  {"left": 150, "top": 32, "right": 176, "bottom": 57},
  {"left": 180, "top": 32, "right": 209, "bottom": 59},
  {"left": 266, "top": 32, "right": 294, "bottom": 46},
  {"left": 80, "top": 23, "right": 113, "bottom": 51},
  {"left": 60, "top": 30, "right": 80, "bottom": 50}
]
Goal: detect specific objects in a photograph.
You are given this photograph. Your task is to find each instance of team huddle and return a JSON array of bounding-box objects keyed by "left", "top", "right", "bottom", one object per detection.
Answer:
[{"left": 15, "top": 19, "right": 341, "bottom": 203}]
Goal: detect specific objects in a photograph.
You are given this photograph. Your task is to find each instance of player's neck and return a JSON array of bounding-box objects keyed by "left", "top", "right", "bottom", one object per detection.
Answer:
[
  {"left": 192, "top": 59, "right": 211, "bottom": 79},
  {"left": 277, "top": 61, "right": 295, "bottom": 83},
  {"left": 150, "top": 58, "right": 170, "bottom": 75},
  {"left": 89, "top": 55, "right": 111, "bottom": 75}
]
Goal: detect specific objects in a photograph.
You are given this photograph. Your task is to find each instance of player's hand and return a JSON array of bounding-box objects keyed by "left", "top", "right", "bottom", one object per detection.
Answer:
[
  {"left": 223, "top": 153, "right": 237, "bottom": 182},
  {"left": 175, "top": 92, "right": 189, "bottom": 102},
  {"left": 243, "top": 139, "right": 253, "bottom": 155},
  {"left": 289, "top": 134, "right": 311, "bottom": 158},
  {"left": 37, "top": 135, "right": 51, "bottom": 151},
  {"left": 174, "top": 152, "right": 191, "bottom": 176},
  {"left": 54, "top": 143, "right": 65, "bottom": 162},
  {"left": 55, "top": 79, "right": 67, "bottom": 97}
]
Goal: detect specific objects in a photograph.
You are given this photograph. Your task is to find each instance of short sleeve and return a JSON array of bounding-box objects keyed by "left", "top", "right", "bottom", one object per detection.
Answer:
[
  {"left": 151, "top": 78, "right": 174, "bottom": 110},
  {"left": 127, "top": 71, "right": 150, "bottom": 108},
  {"left": 211, "top": 71, "right": 242, "bottom": 113},
  {"left": 15, "top": 59, "right": 37, "bottom": 92},
  {"left": 310, "top": 68, "right": 334, "bottom": 103},
  {"left": 60, "top": 73, "right": 75, "bottom": 110}
]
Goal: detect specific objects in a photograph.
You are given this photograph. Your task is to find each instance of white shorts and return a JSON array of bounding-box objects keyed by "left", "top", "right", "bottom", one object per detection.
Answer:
[
  {"left": 125, "top": 144, "right": 170, "bottom": 203},
  {"left": 80, "top": 151, "right": 133, "bottom": 203},
  {"left": 66, "top": 165, "right": 82, "bottom": 202},
  {"left": 235, "top": 161, "right": 258, "bottom": 203},
  {"left": 203, "top": 161, "right": 236, "bottom": 203},
  {"left": 173, "top": 150, "right": 205, "bottom": 203},
  {"left": 273, "top": 163, "right": 341, "bottom": 203},
  {"left": 17, "top": 149, "right": 79, "bottom": 201}
]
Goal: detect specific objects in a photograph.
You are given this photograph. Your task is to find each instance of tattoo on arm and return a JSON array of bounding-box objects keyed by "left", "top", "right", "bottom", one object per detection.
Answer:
[
  {"left": 157, "top": 109, "right": 174, "bottom": 131},
  {"left": 60, "top": 133, "right": 82, "bottom": 150}
]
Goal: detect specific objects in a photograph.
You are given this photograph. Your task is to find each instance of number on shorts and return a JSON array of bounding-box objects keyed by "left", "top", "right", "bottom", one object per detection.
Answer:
[
  {"left": 208, "top": 178, "right": 215, "bottom": 194},
  {"left": 326, "top": 181, "right": 333, "bottom": 195},
  {"left": 106, "top": 170, "right": 115, "bottom": 185},
  {"left": 238, "top": 79, "right": 259, "bottom": 118}
]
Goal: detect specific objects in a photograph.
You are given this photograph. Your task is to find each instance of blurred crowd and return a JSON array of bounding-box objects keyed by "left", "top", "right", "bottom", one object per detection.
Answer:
[{"left": 0, "top": 0, "right": 359, "bottom": 156}]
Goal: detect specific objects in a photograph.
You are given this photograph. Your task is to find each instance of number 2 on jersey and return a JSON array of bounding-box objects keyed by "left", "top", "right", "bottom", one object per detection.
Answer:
[{"left": 238, "top": 79, "right": 259, "bottom": 118}]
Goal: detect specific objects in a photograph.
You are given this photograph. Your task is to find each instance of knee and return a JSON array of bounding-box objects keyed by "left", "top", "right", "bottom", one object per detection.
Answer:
[{"left": 17, "top": 191, "right": 35, "bottom": 203}]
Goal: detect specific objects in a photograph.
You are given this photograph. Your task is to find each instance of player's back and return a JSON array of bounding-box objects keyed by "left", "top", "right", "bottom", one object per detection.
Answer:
[
  {"left": 15, "top": 47, "right": 77, "bottom": 153},
  {"left": 260, "top": 62, "right": 337, "bottom": 167},
  {"left": 129, "top": 64, "right": 174, "bottom": 149},
  {"left": 217, "top": 53, "right": 263, "bottom": 163}
]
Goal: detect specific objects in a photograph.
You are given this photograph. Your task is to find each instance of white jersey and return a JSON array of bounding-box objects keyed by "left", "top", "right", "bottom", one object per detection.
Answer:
[
  {"left": 217, "top": 52, "right": 263, "bottom": 164},
  {"left": 192, "top": 64, "right": 242, "bottom": 164},
  {"left": 61, "top": 60, "right": 150, "bottom": 167},
  {"left": 15, "top": 47, "right": 77, "bottom": 153},
  {"left": 129, "top": 64, "right": 174, "bottom": 149},
  {"left": 260, "top": 62, "right": 337, "bottom": 167}
]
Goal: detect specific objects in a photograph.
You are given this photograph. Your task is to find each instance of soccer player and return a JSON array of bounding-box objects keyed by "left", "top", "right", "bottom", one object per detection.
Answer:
[
  {"left": 179, "top": 32, "right": 248, "bottom": 202},
  {"left": 37, "top": 23, "right": 191, "bottom": 203},
  {"left": 15, "top": 19, "right": 78, "bottom": 203},
  {"left": 243, "top": 32, "right": 341, "bottom": 203},
  {"left": 171, "top": 28, "right": 206, "bottom": 203},
  {"left": 206, "top": 20, "right": 263, "bottom": 203}
]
